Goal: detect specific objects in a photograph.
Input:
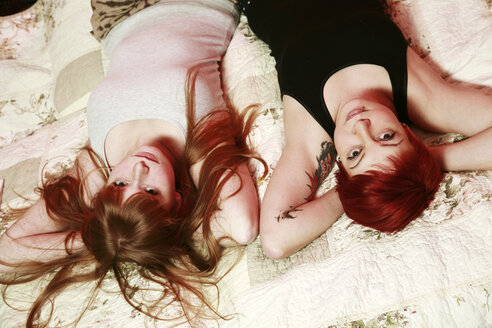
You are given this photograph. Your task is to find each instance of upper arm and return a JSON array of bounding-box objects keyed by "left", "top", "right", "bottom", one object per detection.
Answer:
[
  {"left": 260, "top": 95, "right": 342, "bottom": 258},
  {"left": 407, "top": 48, "right": 492, "bottom": 171},
  {"left": 212, "top": 163, "right": 260, "bottom": 246},
  {"left": 261, "top": 95, "right": 337, "bottom": 221},
  {"left": 191, "top": 161, "right": 259, "bottom": 246},
  {"left": 407, "top": 47, "right": 492, "bottom": 136},
  {"left": 434, "top": 83, "right": 492, "bottom": 136}
]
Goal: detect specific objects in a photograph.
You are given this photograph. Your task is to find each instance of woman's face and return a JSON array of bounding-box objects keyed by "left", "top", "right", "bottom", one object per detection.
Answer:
[
  {"left": 333, "top": 99, "right": 412, "bottom": 176},
  {"left": 107, "top": 144, "right": 179, "bottom": 209}
]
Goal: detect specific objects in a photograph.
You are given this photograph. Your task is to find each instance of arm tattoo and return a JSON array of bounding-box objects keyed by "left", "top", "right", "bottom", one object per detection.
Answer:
[
  {"left": 276, "top": 206, "right": 303, "bottom": 222},
  {"left": 305, "top": 141, "right": 337, "bottom": 201}
]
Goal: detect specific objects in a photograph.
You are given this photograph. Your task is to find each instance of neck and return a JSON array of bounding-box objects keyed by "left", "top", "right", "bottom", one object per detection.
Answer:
[
  {"left": 323, "top": 63, "right": 395, "bottom": 123},
  {"left": 135, "top": 136, "right": 183, "bottom": 169},
  {"left": 105, "top": 119, "right": 186, "bottom": 167},
  {"left": 126, "top": 133, "right": 185, "bottom": 168}
]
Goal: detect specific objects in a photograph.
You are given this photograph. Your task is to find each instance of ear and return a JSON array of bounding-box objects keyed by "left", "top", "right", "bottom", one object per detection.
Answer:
[{"left": 175, "top": 191, "right": 182, "bottom": 209}]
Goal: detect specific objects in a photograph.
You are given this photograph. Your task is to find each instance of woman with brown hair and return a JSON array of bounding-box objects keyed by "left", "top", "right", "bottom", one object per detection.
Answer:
[{"left": 0, "top": 0, "right": 265, "bottom": 326}]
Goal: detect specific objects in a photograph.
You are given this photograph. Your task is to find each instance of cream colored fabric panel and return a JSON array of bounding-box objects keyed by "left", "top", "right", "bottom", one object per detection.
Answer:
[
  {"left": 54, "top": 50, "right": 104, "bottom": 114},
  {"left": 47, "top": 0, "right": 102, "bottom": 76},
  {"left": 48, "top": 0, "right": 104, "bottom": 115}
]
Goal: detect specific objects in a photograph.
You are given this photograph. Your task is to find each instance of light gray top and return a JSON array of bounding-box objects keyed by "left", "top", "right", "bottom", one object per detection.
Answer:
[{"left": 87, "top": 0, "right": 239, "bottom": 160}]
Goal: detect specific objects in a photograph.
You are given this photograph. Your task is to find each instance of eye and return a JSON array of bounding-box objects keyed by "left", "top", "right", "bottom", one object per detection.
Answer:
[
  {"left": 378, "top": 131, "right": 395, "bottom": 141},
  {"left": 145, "top": 187, "right": 159, "bottom": 195},
  {"left": 113, "top": 181, "right": 127, "bottom": 187},
  {"left": 347, "top": 148, "right": 362, "bottom": 161}
]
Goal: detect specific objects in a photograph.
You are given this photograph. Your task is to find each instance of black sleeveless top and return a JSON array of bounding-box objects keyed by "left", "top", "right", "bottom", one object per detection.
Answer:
[{"left": 245, "top": 0, "right": 410, "bottom": 139}]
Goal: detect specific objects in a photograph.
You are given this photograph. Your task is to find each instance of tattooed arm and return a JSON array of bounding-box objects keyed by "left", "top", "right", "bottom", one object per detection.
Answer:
[
  {"left": 274, "top": 141, "right": 336, "bottom": 221},
  {"left": 260, "top": 96, "right": 344, "bottom": 259}
]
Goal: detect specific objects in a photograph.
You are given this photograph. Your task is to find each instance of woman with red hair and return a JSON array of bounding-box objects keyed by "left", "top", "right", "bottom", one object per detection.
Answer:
[
  {"left": 0, "top": 0, "right": 265, "bottom": 326},
  {"left": 239, "top": 0, "right": 492, "bottom": 259}
]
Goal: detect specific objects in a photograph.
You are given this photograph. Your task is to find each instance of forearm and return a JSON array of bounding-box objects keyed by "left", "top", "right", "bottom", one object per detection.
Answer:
[
  {"left": 0, "top": 231, "right": 83, "bottom": 273},
  {"left": 430, "top": 127, "right": 492, "bottom": 171},
  {"left": 0, "top": 189, "right": 66, "bottom": 273},
  {"left": 260, "top": 188, "right": 344, "bottom": 259}
]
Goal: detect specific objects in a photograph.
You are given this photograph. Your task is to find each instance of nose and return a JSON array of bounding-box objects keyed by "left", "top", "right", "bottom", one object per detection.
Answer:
[
  {"left": 352, "top": 119, "right": 377, "bottom": 145},
  {"left": 133, "top": 161, "right": 149, "bottom": 182}
]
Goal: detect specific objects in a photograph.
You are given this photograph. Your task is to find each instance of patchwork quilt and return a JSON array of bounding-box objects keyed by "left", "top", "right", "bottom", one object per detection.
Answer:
[{"left": 1, "top": 0, "right": 491, "bottom": 327}]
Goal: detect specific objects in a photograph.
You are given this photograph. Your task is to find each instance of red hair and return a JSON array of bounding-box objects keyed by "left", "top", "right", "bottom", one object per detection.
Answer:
[{"left": 336, "top": 126, "right": 444, "bottom": 232}]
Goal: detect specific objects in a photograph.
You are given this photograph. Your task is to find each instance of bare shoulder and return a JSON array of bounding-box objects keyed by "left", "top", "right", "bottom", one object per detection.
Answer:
[{"left": 73, "top": 148, "right": 107, "bottom": 201}]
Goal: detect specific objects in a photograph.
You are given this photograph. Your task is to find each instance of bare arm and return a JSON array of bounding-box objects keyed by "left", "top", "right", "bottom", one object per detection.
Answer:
[
  {"left": 429, "top": 127, "right": 492, "bottom": 171},
  {"left": 260, "top": 95, "right": 344, "bottom": 259},
  {"left": 0, "top": 232, "right": 82, "bottom": 272},
  {"left": 0, "top": 183, "right": 74, "bottom": 274},
  {"left": 260, "top": 145, "right": 343, "bottom": 259},
  {"left": 428, "top": 82, "right": 492, "bottom": 171},
  {"left": 0, "top": 195, "right": 84, "bottom": 271},
  {"left": 0, "top": 149, "right": 103, "bottom": 272},
  {"left": 191, "top": 161, "right": 260, "bottom": 246},
  {"left": 210, "top": 163, "right": 260, "bottom": 246},
  {"left": 406, "top": 48, "right": 492, "bottom": 171}
]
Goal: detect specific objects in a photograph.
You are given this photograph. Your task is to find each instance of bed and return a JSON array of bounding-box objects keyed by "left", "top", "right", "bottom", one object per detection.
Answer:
[{"left": 1, "top": 0, "right": 491, "bottom": 327}]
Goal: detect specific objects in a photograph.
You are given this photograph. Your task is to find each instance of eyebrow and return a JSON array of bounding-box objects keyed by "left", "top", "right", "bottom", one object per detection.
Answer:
[{"left": 349, "top": 139, "right": 404, "bottom": 170}]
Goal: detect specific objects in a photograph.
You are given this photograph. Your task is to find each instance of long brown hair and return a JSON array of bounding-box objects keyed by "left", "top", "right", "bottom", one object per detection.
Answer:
[{"left": 0, "top": 66, "right": 267, "bottom": 327}]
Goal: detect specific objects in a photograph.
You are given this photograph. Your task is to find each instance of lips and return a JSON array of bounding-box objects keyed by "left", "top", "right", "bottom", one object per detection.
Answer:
[
  {"left": 134, "top": 152, "right": 159, "bottom": 163},
  {"left": 346, "top": 107, "right": 367, "bottom": 122}
]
